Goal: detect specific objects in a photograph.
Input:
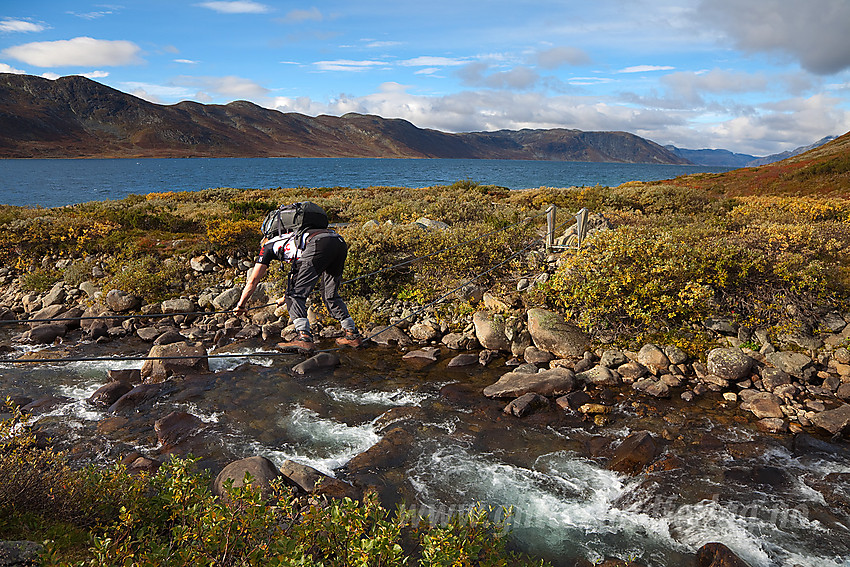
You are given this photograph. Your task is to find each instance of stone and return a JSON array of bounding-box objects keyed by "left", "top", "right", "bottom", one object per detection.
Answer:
[
  {"left": 510, "top": 330, "right": 533, "bottom": 357},
  {"left": 703, "top": 318, "right": 737, "bottom": 334},
  {"left": 26, "top": 323, "right": 66, "bottom": 344},
  {"left": 765, "top": 351, "right": 813, "bottom": 380},
  {"left": 345, "top": 427, "right": 414, "bottom": 473},
  {"left": 137, "top": 326, "right": 163, "bottom": 341},
  {"left": 413, "top": 217, "right": 449, "bottom": 230},
  {"left": 556, "top": 390, "right": 591, "bottom": 411},
  {"left": 368, "top": 325, "right": 412, "bottom": 346},
  {"left": 409, "top": 321, "right": 441, "bottom": 341},
  {"left": 292, "top": 352, "right": 340, "bottom": 374},
  {"left": 760, "top": 367, "right": 792, "bottom": 391},
  {"left": 483, "top": 367, "right": 576, "bottom": 398},
  {"left": 88, "top": 381, "right": 134, "bottom": 408},
  {"left": 212, "top": 288, "right": 242, "bottom": 311},
  {"left": 810, "top": 404, "right": 850, "bottom": 436},
  {"left": 42, "top": 282, "right": 66, "bottom": 307},
  {"left": 707, "top": 348, "right": 753, "bottom": 381},
  {"left": 482, "top": 292, "right": 512, "bottom": 313},
  {"left": 154, "top": 411, "right": 204, "bottom": 449},
  {"left": 161, "top": 298, "right": 194, "bottom": 314},
  {"left": 636, "top": 344, "right": 669, "bottom": 375},
  {"left": 213, "top": 456, "right": 294, "bottom": 500},
  {"left": 190, "top": 255, "right": 215, "bottom": 273},
  {"left": 441, "top": 332, "right": 477, "bottom": 350},
  {"left": 472, "top": 310, "right": 510, "bottom": 351},
  {"left": 644, "top": 381, "right": 671, "bottom": 398},
  {"left": 447, "top": 353, "right": 478, "bottom": 367},
  {"left": 524, "top": 345, "right": 554, "bottom": 365},
  {"left": 837, "top": 383, "right": 850, "bottom": 400},
  {"left": 504, "top": 393, "right": 550, "bottom": 418},
  {"left": 834, "top": 347, "right": 850, "bottom": 365},
  {"left": 280, "top": 459, "right": 331, "bottom": 493},
  {"left": 107, "top": 383, "right": 163, "bottom": 413},
  {"left": 746, "top": 392, "right": 784, "bottom": 419},
  {"left": 402, "top": 347, "right": 440, "bottom": 362},
  {"left": 607, "top": 431, "right": 659, "bottom": 475},
  {"left": 105, "top": 289, "right": 141, "bottom": 312},
  {"left": 526, "top": 308, "right": 590, "bottom": 358},
  {"left": 696, "top": 542, "right": 752, "bottom": 567},
  {"left": 153, "top": 329, "right": 185, "bottom": 346},
  {"left": 576, "top": 364, "right": 620, "bottom": 387},
  {"left": 140, "top": 341, "right": 209, "bottom": 381},
  {"left": 821, "top": 311, "right": 847, "bottom": 333},
  {"left": 578, "top": 403, "right": 611, "bottom": 415},
  {"left": 0, "top": 540, "right": 43, "bottom": 566},
  {"left": 127, "top": 456, "right": 161, "bottom": 475},
  {"left": 599, "top": 349, "right": 628, "bottom": 368},
  {"left": 617, "top": 361, "right": 648, "bottom": 380},
  {"left": 663, "top": 345, "right": 689, "bottom": 365}
]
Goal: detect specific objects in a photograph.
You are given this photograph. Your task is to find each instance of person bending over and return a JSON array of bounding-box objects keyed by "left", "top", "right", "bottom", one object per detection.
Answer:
[{"left": 234, "top": 225, "right": 363, "bottom": 351}]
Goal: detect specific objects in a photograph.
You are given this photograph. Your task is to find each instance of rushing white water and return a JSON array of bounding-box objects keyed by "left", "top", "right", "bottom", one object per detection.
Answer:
[{"left": 323, "top": 386, "right": 432, "bottom": 407}]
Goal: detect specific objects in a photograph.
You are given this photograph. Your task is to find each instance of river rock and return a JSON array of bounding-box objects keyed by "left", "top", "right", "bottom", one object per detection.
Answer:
[
  {"left": 88, "top": 381, "right": 134, "bottom": 408},
  {"left": 140, "top": 341, "right": 209, "bottom": 381},
  {"left": 213, "top": 456, "right": 293, "bottom": 500},
  {"left": 368, "top": 325, "right": 412, "bottom": 346},
  {"left": 765, "top": 351, "right": 813, "bottom": 380},
  {"left": 696, "top": 542, "right": 752, "bottom": 567},
  {"left": 190, "top": 255, "right": 215, "bottom": 273},
  {"left": 441, "top": 332, "right": 477, "bottom": 350},
  {"left": 707, "top": 348, "right": 753, "bottom": 381},
  {"left": 108, "top": 383, "right": 163, "bottom": 413},
  {"left": 524, "top": 345, "right": 554, "bottom": 365},
  {"left": 637, "top": 344, "right": 669, "bottom": 375},
  {"left": 409, "top": 321, "right": 440, "bottom": 341},
  {"left": 153, "top": 329, "right": 185, "bottom": 346},
  {"left": 483, "top": 367, "right": 576, "bottom": 398},
  {"left": 161, "top": 298, "right": 194, "bottom": 314},
  {"left": 810, "top": 404, "right": 850, "bottom": 436},
  {"left": 212, "top": 288, "right": 241, "bottom": 311},
  {"left": 600, "top": 349, "right": 628, "bottom": 368},
  {"left": 663, "top": 345, "right": 689, "bottom": 365},
  {"left": 26, "top": 323, "right": 66, "bottom": 344},
  {"left": 447, "top": 353, "right": 478, "bottom": 367},
  {"left": 504, "top": 393, "right": 549, "bottom": 417},
  {"left": 345, "top": 427, "right": 414, "bottom": 473},
  {"left": 607, "top": 431, "right": 659, "bottom": 475},
  {"left": 280, "top": 459, "right": 331, "bottom": 493},
  {"left": 744, "top": 392, "right": 784, "bottom": 419},
  {"left": 576, "top": 364, "right": 620, "bottom": 387},
  {"left": 760, "top": 367, "right": 792, "bottom": 392},
  {"left": 28, "top": 304, "right": 66, "bottom": 328},
  {"left": 42, "top": 282, "right": 66, "bottom": 307},
  {"left": 472, "top": 311, "right": 510, "bottom": 351},
  {"left": 292, "top": 352, "right": 340, "bottom": 374},
  {"left": 154, "top": 411, "right": 204, "bottom": 449},
  {"left": 526, "top": 308, "right": 590, "bottom": 359},
  {"left": 137, "top": 326, "right": 163, "bottom": 342},
  {"left": 821, "top": 311, "right": 847, "bottom": 333},
  {"left": 105, "top": 289, "right": 141, "bottom": 312},
  {"left": 617, "top": 361, "right": 648, "bottom": 381}
]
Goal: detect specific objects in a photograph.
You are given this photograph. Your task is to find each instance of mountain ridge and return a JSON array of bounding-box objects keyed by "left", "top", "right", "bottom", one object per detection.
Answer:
[{"left": 0, "top": 73, "right": 688, "bottom": 164}]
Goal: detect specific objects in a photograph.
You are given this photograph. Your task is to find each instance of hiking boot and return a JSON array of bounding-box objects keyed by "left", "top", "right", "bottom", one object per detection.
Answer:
[
  {"left": 335, "top": 331, "right": 364, "bottom": 348},
  {"left": 277, "top": 331, "right": 316, "bottom": 353}
]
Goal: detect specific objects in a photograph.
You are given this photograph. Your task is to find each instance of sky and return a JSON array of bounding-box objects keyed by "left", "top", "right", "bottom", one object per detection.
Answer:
[{"left": 1, "top": 0, "right": 850, "bottom": 156}]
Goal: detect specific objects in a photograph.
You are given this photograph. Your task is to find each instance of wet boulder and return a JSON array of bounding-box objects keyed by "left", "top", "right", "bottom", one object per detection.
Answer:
[
  {"left": 140, "top": 341, "right": 209, "bottom": 381},
  {"left": 483, "top": 367, "right": 576, "bottom": 398},
  {"left": 810, "top": 404, "right": 850, "bottom": 436},
  {"left": 447, "top": 353, "right": 478, "bottom": 367},
  {"left": 402, "top": 347, "right": 440, "bottom": 362},
  {"left": 154, "top": 411, "right": 204, "bottom": 450},
  {"left": 26, "top": 323, "right": 67, "bottom": 344},
  {"left": 280, "top": 459, "right": 331, "bottom": 493},
  {"left": 743, "top": 392, "right": 784, "bottom": 419},
  {"left": 213, "top": 456, "right": 297, "bottom": 500},
  {"left": 368, "top": 325, "right": 412, "bottom": 346},
  {"left": 292, "top": 352, "right": 340, "bottom": 375},
  {"left": 637, "top": 344, "right": 669, "bottom": 376},
  {"left": 472, "top": 311, "right": 510, "bottom": 351},
  {"left": 526, "top": 308, "right": 590, "bottom": 358},
  {"left": 607, "top": 431, "right": 659, "bottom": 475},
  {"left": 504, "top": 393, "right": 549, "bottom": 417},
  {"left": 696, "top": 542, "right": 751, "bottom": 567},
  {"left": 88, "top": 381, "right": 134, "bottom": 409},
  {"left": 576, "top": 364, "right": 620, "bottom": 387},
  {"left": 108, "top": 368, "right": 142, "bottom": 383},
  {"left": 707, "top": 348, "right": 753, "bottom": 381},
  {"left": 153, "top": 329, "right": 185, "bottom": 346},
  {"left": 108, "top": 383, "right": 163, "bottom": 413},
  {"left": 345, "top": 427, "right": 414, "bottom": 473}
]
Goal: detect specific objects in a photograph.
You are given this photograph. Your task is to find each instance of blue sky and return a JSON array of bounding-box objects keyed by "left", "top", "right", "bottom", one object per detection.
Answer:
[{"left": 1, "top": 0, "right": 849, "bottom": 155}]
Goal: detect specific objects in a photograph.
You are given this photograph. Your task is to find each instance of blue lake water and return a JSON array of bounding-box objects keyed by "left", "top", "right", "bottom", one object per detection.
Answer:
[{"left": 0, "top": 158, "right": 734, "bottom": 208}]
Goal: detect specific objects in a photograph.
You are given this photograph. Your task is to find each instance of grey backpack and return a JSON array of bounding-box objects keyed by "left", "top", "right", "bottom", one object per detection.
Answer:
[{"left": 261, "top": 201, "right": 329, "bottom": 245}]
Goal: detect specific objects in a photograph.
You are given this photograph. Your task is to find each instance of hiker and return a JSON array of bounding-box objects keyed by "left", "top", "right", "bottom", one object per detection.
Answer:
[{"left": 234, "top": 203, "right": 363, "bottom": 351}]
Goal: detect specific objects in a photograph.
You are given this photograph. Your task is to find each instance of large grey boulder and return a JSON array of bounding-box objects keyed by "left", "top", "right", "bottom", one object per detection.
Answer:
[
  {"left": 607, "top": 431, "right": 659, "bottom": 475},
  {"left": 637, "top": 344, "right": 669, "bottom": 376},
  {"left": 292, "top": 352, "right": 340, "bottom": 375},
  {"left": 213, "top": 456, "right": 295, "bottom": 500},
  {"left": 212, "top": 288, "right": 242, "bottom": 311},
  {"left": 707, "top": 347, "right": 754, "bottom": 381},
  {"left": 483, "top": 367, "right": 576, "bottom": 398},
  {"left": 154, "top": 411, "right": 204, "bottom": 449},
  {"left": 140, "top": 341, "right": 209, "bottom": 381},
  {"left": 105, "top": 289, "right": 141, "bottom": 313},
  {"left": 765, "top": 351, "right": 813, "bottom": 380},
  {"left": 161, "top": 298, "right": 194, "bottom": 314},
  {"left": 811, "top": 404, "right": 850, "bottom": 436},
  {"left": 472, "top": 311, "right": 510, "bottom": 351},
  {"left": 42, "top": 282, "right": 66, "bottom": 307},
  {"left": 526, "top": 308, "right": 589, "bottom": 358}
]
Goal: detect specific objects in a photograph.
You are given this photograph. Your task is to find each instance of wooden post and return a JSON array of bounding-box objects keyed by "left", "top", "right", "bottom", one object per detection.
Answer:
[
  {"left": 546, "top": 204, "right": 556, "bottom": 253},
  {"left": 575, "top": 207, "right": 589, "bottom": 249}
]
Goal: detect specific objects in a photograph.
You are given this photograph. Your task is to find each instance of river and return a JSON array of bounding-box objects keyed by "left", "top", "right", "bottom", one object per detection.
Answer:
[{"left": 2, "top": 333, "right": 848, "bottom": 567}]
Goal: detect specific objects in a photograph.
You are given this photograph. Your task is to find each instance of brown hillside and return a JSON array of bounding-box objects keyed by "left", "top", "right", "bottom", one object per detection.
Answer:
[
  {"left": 668, "top": 131, "right": 850, "bottom": 196},
  {"left": 0, "top": 73, "right": 688, "bottom": 163}
]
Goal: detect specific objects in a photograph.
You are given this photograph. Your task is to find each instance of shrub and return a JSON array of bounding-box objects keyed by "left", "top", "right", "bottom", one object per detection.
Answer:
[{"left": 20, "top": 268, "right": 62, "bottom": 293}]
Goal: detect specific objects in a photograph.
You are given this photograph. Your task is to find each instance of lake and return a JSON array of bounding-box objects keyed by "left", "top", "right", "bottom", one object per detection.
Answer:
[{"left": 0, "top": 158, "right": 734, "bottom": 208}]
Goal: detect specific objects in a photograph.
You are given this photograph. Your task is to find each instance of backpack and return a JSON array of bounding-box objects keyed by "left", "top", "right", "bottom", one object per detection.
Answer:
[{"left": 261, "top": 201, "right": 329, "bottom": 246}]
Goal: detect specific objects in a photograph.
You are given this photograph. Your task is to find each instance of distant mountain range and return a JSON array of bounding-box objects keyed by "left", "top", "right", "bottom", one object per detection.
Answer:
[
  {"left": 0, "top": 73, "right": 688, "bottom": 164},
  {"left": 666, "top": 136, "right": 838, "bottom": 168}
]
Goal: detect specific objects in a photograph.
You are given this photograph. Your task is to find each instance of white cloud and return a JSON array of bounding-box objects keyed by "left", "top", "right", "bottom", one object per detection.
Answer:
[
  {"left": 698, "top": 0, "right": 850, "bottom": 75},
  {"left": 0, "top": 18, "right": 47, "bottom": 33},
  {"left": 0, "top": 62, "right": 26, "bottom": 73},
  {"left": 398, "top": 56, "right": 468, "bottom": 67},
  {"left": 618, "top": 65, "right": 675, "bottom": 73},
  {"left": 173, "top": 75, "right": 270, "bottom": 99},
  {"left": 67, "top": 11, "right": 113, "bottom": 20},
  {"left": 313, "top": 59, "right": 388, "bottom": 72},
  {"left": 41, "top": 72, "right": 60, "bottom": 80},
  {"left": 121, "top": 81, "right": 195, "bottom": 102},
  {"left": 175, "top": 59, "right": 199, "bottom": 64},
  {"left": 536, "top": 47, "right": 591, "bottom": 69},
  {"left": 282, "top": 7, "right": 322, "bottom": 22},
  {"left": 196, "top": 1, "right": 271, "bottom": 14},
  {"left": 2, "top": 37, "right": 143, "bottom": 67},
  {"left": 458, "top": 62, "right": 540, "bottom": 90},
  {"left": 81, "top": 70, "right": 109, "bottom": 79}
]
